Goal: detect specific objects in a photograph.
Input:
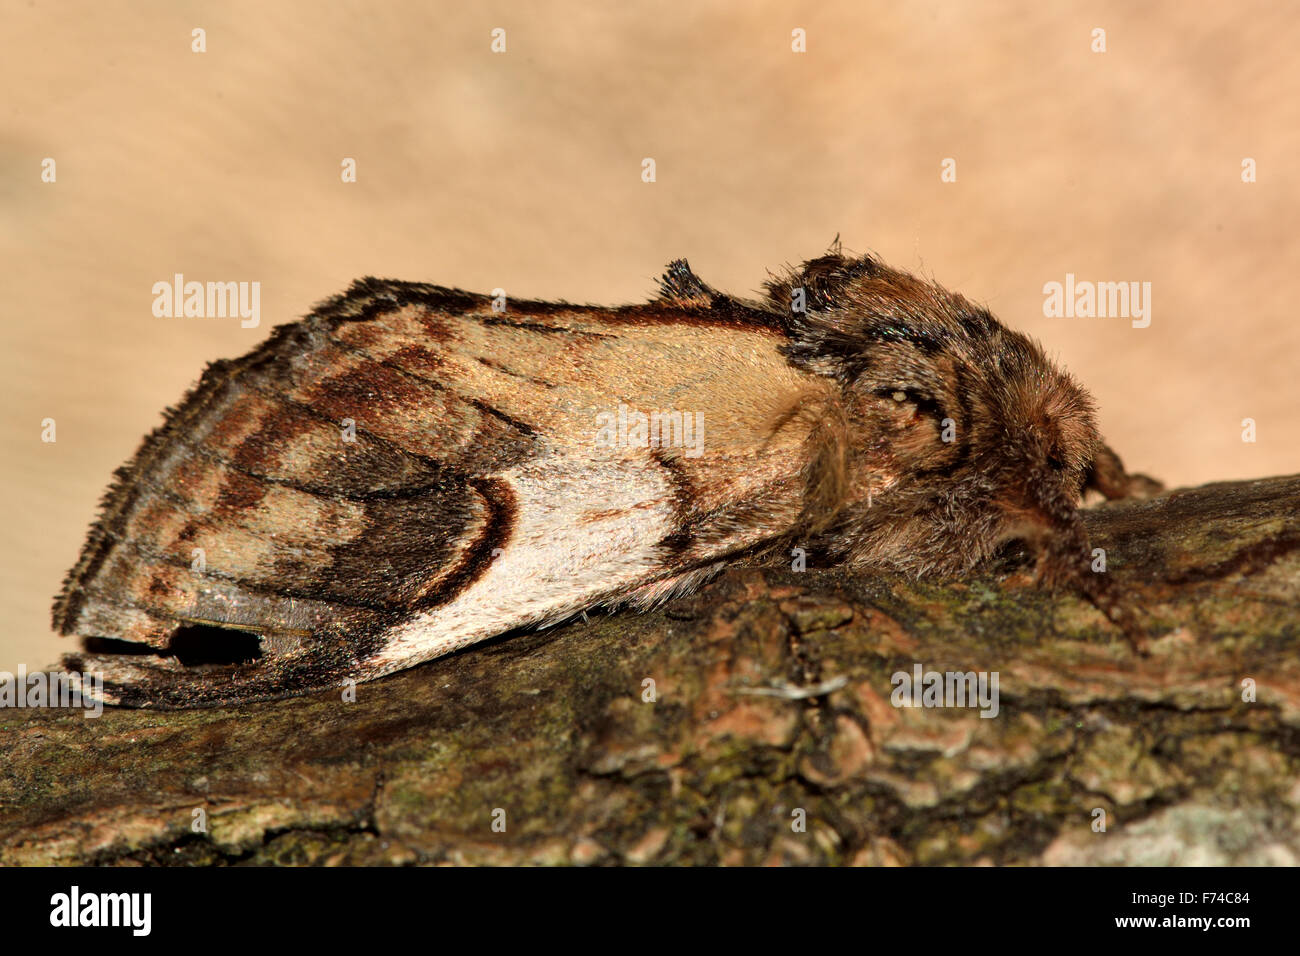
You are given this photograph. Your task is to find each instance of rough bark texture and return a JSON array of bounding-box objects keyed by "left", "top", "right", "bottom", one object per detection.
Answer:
[{"left": 3, "top": 475, "right": 1298, "bottom": 866}]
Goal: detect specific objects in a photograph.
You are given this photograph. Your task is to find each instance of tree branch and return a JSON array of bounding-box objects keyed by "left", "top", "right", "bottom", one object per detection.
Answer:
[{"left": 3, "top": 475, "right": 1298, "bottom": 865}]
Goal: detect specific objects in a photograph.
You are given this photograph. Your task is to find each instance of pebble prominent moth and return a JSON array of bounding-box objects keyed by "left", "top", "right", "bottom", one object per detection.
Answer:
[{"left": 53, "top": 247, "right": 1160, "bottom": 707}]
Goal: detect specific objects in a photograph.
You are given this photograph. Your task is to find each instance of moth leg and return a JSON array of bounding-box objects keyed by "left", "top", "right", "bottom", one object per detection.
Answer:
[
  {"left": 1051, "top": 528, "right": 1153, "bottom": 654},
  {"left": 1002, "top": 490, "right": 1153, "bottom": 654},
  {"left": 1072, "top": 564, "right": 1152, "bottom": 655},
  {"left": 1024, "top": 534, "right": 1151, "bottom": 655},
  {"left": 1085, "top": 442, "right": 1163, "bottom": 500}
]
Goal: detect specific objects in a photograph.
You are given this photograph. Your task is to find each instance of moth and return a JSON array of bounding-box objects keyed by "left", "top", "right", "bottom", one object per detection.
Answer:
[{"left": 54, "top": 246, "right": 1160, "bottom": 707}]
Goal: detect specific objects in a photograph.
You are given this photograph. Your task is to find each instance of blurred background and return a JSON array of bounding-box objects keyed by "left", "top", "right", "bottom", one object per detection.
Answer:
[{"left": 3, "top": 0, "right": 1297, "bottom": 673}]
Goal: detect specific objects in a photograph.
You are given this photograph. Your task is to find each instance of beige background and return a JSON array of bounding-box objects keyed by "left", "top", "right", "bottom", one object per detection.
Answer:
[{"left": 3, "top": 0, "right": 1297, "bottom": 673}]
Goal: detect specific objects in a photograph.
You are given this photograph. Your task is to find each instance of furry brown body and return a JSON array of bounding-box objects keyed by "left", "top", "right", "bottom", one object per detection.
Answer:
[{"left": 53, "top": 250, "right": 1158, "bottom": 707}]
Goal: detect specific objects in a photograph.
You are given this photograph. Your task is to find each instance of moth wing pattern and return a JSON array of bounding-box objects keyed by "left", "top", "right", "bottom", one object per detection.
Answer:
[{"left": 54, "top": 266, "right": 831, "bottom": 706}]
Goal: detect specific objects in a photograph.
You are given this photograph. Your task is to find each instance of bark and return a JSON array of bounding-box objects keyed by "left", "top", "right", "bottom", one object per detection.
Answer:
[{"left": 3, "top": 475, "right": 1299, "bottom": 866}]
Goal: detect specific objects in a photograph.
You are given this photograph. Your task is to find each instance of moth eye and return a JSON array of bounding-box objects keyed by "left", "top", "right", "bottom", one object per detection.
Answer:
[{"left": 875, "top": 386, "right": 946, "bottom": 425}]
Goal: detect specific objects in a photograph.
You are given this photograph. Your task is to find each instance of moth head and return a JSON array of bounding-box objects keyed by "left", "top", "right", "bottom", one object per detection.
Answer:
[{"left": 771, "top": 251, "right": 1105, "bottom": 575}]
